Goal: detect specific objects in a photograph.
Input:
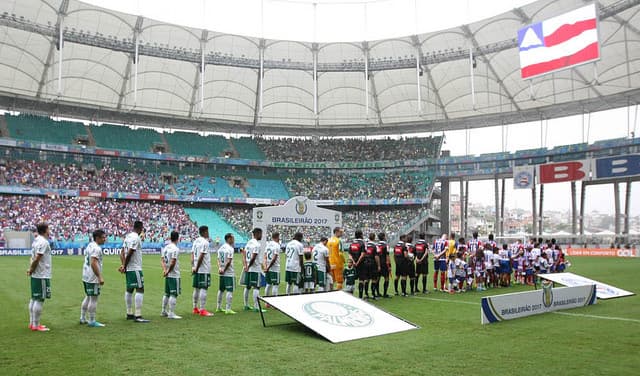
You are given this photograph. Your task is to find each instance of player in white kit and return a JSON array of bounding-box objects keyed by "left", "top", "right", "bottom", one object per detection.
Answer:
[
  {"left": 216, "top": 233, "right": 237, "bottom": 314},
  {"left": 161, "top": 231, "right": 182, "bottom": 319},
  {"left": 285, "top": 232, "right": 305, "bottom": 295},
  {"left": 312, "top": 237, "right": 330, "bottom": 292},
  {"left": 192, "top": 225, "right": 214, "bottom": 317},
  {"left": 27, "top": 223, "right": 52, "bottom": 332},
  {"left": 242, "top": 228, "right": 265, "bottom": 313},
  {"left": 263, "top": 232, "right": 281, "bottom": 297},
  {"left": 80, "top": 229, "right": 107, "bottom": 327},
  {"left": 119, "top": 221, "right": 149, "bottom": 323}
]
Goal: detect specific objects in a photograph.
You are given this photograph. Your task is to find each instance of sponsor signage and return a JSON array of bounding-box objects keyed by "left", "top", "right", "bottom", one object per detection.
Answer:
[
  {"left": 481, "top": 283, "right": 597, "bottom": 324},
  {"left": 538, "top": 272, "right": 635, "bottom": 299},
  {"left": 520, "top": 154, "right": 640, "bottom": 184},
  {"left": 513, "top": 166, "right": 535, "bottom": 189},
  {"left": 140, "top": 193, "right": 165, "bottom": 201},
  {"left": 565, "top": 248, "right": 638, "bottom": 257},
  {"left": 260, "top": 291, "right": 418, "bottom": 343}
]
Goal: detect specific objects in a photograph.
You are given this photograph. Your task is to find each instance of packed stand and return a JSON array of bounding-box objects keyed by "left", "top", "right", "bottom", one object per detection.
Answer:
[
  {"left": 254, "top": 136, "right": 442, "bottom": 162},
  {"left": 0, "top": 195, "right": 197, "bottom": 243},
  {"left": 285, "top": 172, "right": 433, "bottom": 200},
  {"left": 0, "top": 160, "right": 164, "bottom": 194}
]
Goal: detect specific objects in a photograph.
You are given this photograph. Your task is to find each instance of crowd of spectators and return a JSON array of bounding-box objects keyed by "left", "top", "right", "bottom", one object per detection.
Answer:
[
  {"left": 254, "top": 136, "right": 442, "bottom": 162},
  {"left": 285, "top": 172, "right": 433, "bottom": 200},
  {"left": 0, "top": 195, "right": 197, "bottom": 243},
  {"left": 0, "top": 160, "right": 164, "bottom": 193},
  {"left": 217, "top": 206, "right": 426, "bottom": 246},
  {"left": 1, "top": 159, "right": 436, "bottom": 201}
]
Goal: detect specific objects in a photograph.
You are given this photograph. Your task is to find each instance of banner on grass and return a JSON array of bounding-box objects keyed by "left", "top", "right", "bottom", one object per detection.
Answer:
[
  {"left": 481, "top": 283, "right": 596, "bottom": 324},
  {"left": 261, "top": 291, "right": 418, "bottom": 343},
  {"left": 538, "top": 272, "right": 635, "bottom": 299}
]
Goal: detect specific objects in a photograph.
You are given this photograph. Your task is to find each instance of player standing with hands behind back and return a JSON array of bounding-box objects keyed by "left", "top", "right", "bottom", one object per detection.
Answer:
[
  {"left": 80, "top": 229, "right": 107, "bottom": 327},
  {"left": 119, "top": 221, "right": 149, "bottom": 323},
  {"left": 27, "top": 223, "right": 52, "bottom": 332}
]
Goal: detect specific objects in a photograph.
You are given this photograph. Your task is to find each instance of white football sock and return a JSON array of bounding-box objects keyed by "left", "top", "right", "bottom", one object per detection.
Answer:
[
  {"left": 134, "top": 292, "right": 143, "bottom": 316},
  {"left": 125, "top": 291, "right": 133, "bottom": 315}
]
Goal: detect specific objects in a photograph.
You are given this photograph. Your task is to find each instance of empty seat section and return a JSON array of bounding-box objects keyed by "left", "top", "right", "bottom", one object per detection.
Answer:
[
  {"left": 184, "top": 208, "right": 247, "bottom": 244},
  {"left": 245, "top": 178, "right": 289, "bottom": 199},
  {"left": 164, "top": 131, "right": 229, "bottom": 157},
  {"left": 5, "top": 114, "right": 87, "bottom": 145},
  {"left": 91, "top": 124, "right": 161, "bottom": 152},
  {"left": 231, "top": 137, "right": 266, "bottom": 160}
]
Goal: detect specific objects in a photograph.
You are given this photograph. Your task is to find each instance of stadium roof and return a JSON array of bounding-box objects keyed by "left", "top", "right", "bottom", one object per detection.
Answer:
[{"left": 0, "top": 0, "right": 639, "bottom": 136}]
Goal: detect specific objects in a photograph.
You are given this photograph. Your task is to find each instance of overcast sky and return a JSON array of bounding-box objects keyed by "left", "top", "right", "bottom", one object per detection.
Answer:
[{"left": 80, "top": 0, "right": 639, "bottom": 215}]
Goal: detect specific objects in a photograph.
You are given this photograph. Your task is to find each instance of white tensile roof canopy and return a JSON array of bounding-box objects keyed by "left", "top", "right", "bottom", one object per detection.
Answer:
[{"left": 0, "top": 0, "right": 638, "bottom": 136}]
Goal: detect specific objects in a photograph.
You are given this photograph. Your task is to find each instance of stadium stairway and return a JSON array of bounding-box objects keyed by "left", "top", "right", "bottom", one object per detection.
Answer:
[
  {"left": 0, "top": 115, "right": 9, "bottom": 137},
  {"left": 83, "top": 124, "right": 96, "bottom": 146},
  {"left": 389, "top": 209, "right": 433, "bottom": 244},
  {"left": 184, "top": 208, "right": 247, "bottom": 244},
  {"left": 159, "top": 132, "right": 170, "bottom": 153}
]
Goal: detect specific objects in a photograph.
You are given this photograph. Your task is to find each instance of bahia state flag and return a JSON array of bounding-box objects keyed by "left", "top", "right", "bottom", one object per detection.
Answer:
[{"left": 518, "top": 3, "right": 600, "bottom": 79}]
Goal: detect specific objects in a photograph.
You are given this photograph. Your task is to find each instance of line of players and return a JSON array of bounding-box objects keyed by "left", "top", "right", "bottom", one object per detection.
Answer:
[{"left": 26, "top": 219, "right": 569, "bottom": 332}]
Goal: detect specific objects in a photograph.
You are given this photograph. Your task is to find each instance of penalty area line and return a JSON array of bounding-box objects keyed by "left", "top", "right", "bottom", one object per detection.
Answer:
[{"left": 552, "top": 311, "right": 640, "bottom": 323}]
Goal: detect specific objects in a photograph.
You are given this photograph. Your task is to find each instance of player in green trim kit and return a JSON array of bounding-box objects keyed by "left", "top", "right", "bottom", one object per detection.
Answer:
[
  {"left": 80, "top": 229, "right": 107, "bottom": 327},
  {"left": 263, "top": 232, "right": 281, "bottom": 298},
  {"left": 343, "top": 259, "right": 357, "bottom": 294},
  {"left": 191, "top": 225, "right": 214, "bottom": 317},
  {"left": 119, "top": 220, "right": 149, "bottom": 323},
  {"left": 302, "top": 252, "right": 317, "bottom": 294},
  {"left": 242, "top": 228, "right": 265, "bottom": 312},
  {"left": 161, "top": 231, "right": 182, "bottom": 319},
  {"left": 312, "top": 237, "right": 330, "bottom": 292},
  {"left": 27, "top": 223, "right": 52, "bottom": 332},
  {"left": 216, "top": 233, "right": 237, "bottom": 314}
]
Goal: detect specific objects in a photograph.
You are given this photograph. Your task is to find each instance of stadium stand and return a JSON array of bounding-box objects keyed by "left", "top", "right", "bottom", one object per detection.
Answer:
[
  {"left": 90, "top": 124, "right": 163, "bottom": 152},
  {"left": 173, "top": 175, "right": 244, "bottom": 197},
  {"left": 254, "top": 136, "right": 443, "bottom": 162},
  {"left": 285, "top": 171, "right": 435, "bottom": 200},
  {"left": 231, "top": 137, "right": 266, "bottom": 160},
  {"left": 0, "top": 194, "right": 197, "bottom": 244},
  {"left": 184, "top": 207, "right": 247, "bottom": 244},
  {"left": 0, "top": 159, "right": 164, "bottom": 193},
  {"left": 245, "top": 178, "right": 289, "bottom": 199},
  {"left": 5, "top": 114, "right": 88, "bottom": 145},
  {"left": 164, "top": 131, "right": 230, "bottom": 157}
]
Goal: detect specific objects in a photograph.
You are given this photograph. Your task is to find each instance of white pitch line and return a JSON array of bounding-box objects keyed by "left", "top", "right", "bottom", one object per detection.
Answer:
[
  {"left": 411, "top": 295, "right": 480, "bottom": 306},
  {"left": 552, "top": 311, "right": 640, "bottom": 323}
]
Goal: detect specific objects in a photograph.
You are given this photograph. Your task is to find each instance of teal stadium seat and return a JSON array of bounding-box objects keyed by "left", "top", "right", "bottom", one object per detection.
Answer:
[
  {"left": 5, "top": 114, "right": 88, "bottom": 145},
  {"left": 245, "top": 178, "right": 289, "bottom": 199},
  {"left": 91, "top": 124, "right": 162, "bottom": 152},
  {"left": 231, "top": 137, "right": 266, "bottom": 160},
  {"left": 184, "top": 208, "right": 247, "bottom": 244},
  {"left": 164, "top": 131, "right": 229, "bottom": 157}
]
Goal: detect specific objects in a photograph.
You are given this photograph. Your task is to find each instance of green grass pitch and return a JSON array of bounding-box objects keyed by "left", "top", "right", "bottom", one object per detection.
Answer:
[{"left": 0, "top": 254, "right": 638, "bottom": 376}]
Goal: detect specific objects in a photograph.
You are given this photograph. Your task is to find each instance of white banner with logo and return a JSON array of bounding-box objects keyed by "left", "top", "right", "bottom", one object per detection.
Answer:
[
  {"left": 538, "top": 272, "right": 635, "bottom": 299},
  {"left": 252, "top": 196, "right": 342, "bottom": 229},
  {"left": 513, "top": 165, "right": 535, "bottom": 189},
  {"left": 260, "top": 291, "right": 418, "bottom": 343},
  {"left": 481, "top": 283, "right": 596, "bottom": 324}
]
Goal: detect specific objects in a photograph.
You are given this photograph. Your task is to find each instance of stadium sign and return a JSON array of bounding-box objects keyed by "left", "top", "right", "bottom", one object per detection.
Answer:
[
  {"left": 481, "top": 284, "right": 596, "bottom": 324},
  {"left": 538, "top": 272, "right": 635, "bottom": 299},
  {"left": 515, "top": 154, "right": 640, "bottom": 185},
  {"left": 252, "top": 196, "right": 342, "bottom": 229},
  {"left": 565, "top": 248, "right": 638, "bottom": 258}
]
